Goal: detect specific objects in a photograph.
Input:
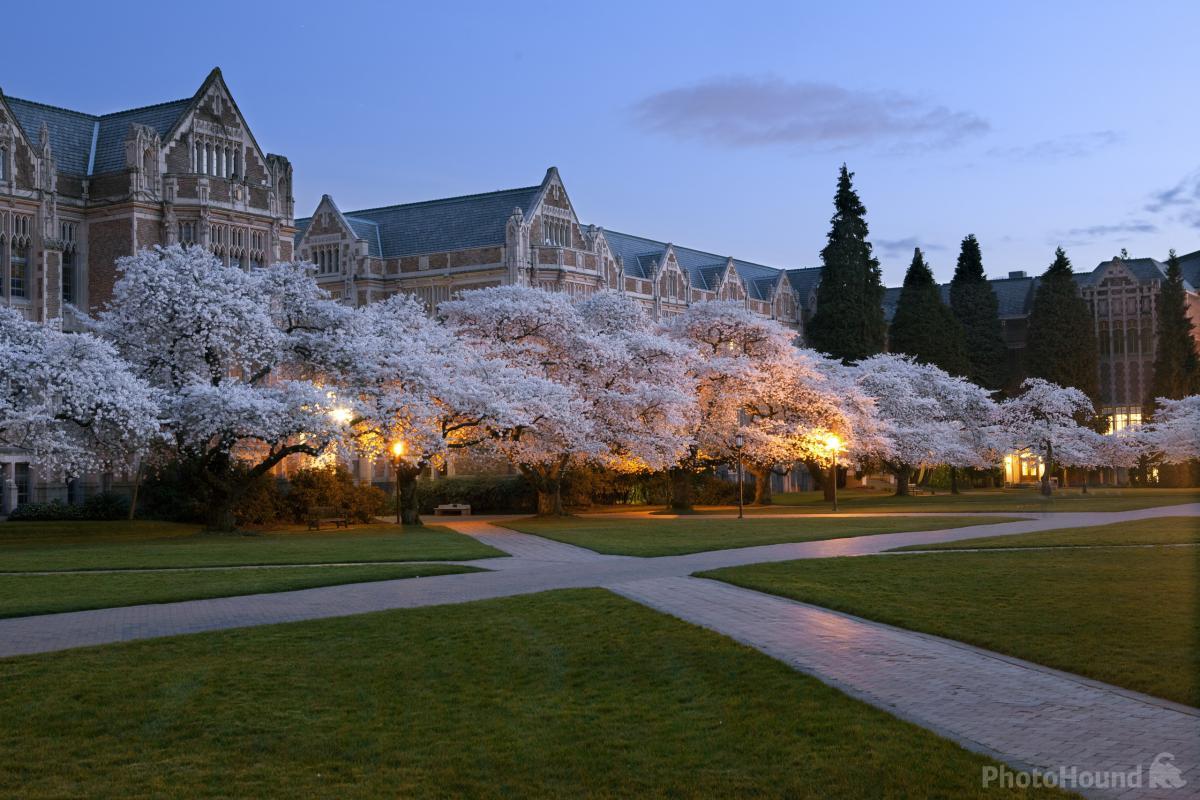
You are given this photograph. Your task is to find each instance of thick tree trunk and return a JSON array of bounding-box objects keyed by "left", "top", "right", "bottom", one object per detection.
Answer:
[
  {"left": 949, "top": 466, "right": 960, "bottom": 495},
  {"left": 749, "top": 466, "right": 773, "bottom": 505},
  {"left": 1041, "top": 441, "right": 1055, "bottom": 497},
  {"left": 668, "top": 467, "right": 694, "bottom": 513},
  {"left": 806, "top": 459, "right": 835, "bottom": 501},
  {"left": 536, "top": 480, "right": 564, "bottom": 516},
  {"left": 893, "top": 465, "right": 912, "bottom": 497},
  {"left": 206, "top": 491, "right": 237, "bottom": 532},
  {"left": 398, "top": 469, "right": 422, "bottom": 526},
  {"left": 128, "top": 462, "right": 142, "bottom": 521}
]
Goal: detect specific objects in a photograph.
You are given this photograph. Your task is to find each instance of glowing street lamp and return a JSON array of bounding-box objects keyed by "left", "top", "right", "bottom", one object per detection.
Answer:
[
  {"left": 390, "top": 440, "right": 406, "bottom": 525},
  {"left": 329, "top": 407, "right": 353, "bottom": 426},
  {"left": 825, "top": 434, "right": 842, "bottom": 512}
]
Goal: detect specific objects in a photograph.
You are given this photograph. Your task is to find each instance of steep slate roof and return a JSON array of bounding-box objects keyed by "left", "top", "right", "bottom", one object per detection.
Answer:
[
  {"left": 1177, "top": 249, "right": 1200, "bottom": 291},
  {"left": 295, "top": 185, "right": 542, "bottom": 259},
  {"left": 785, "top": 267, "right": 822, "bottom": 300},
  {"left": 600, "top": 229, "right": 786, "bottom": 299},
  {"left": 4, "top": 95, "right": 190, "bottom": 176}
]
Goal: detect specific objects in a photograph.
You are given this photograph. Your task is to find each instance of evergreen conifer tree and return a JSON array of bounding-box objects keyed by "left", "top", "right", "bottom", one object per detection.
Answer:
[
  {"left": 1150, "top": 250, "right": 1200, "bottom": 401},
  {"left": 949, "top": 234, "right": 1009, "bottom": 389},
  {"left": 807, "top": 165, "right": 887, "bottom": 362},
  {"left": 888, "top": 248, "right": 969, "bottom": 375},
  {"left": 1025, "top": 247, "right": 1099, "bottom": 401}
]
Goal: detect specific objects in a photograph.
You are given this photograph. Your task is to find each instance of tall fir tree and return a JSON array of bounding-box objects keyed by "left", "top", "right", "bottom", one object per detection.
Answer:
[
  {"left": 1025, "top": 247, "right": 1099, "bottom": 402},
  {"left": 807, "top": 164, "right": 887, "bottom": 362},
  {"left": 888, "top": 248, "right": 970, "bottom": 375},
  {"left": 949, "top": 234, "right": 1009, "bottom": 390},
  {"left": 1150, "top": 249, "right": 1200, "bottom": 401}
]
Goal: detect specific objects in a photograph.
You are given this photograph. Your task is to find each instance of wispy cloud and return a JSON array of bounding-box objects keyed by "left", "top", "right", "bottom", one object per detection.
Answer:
[
  {"left": 1145, "top": 167, "right": 1200, "bottom": 216},
  {"left": 874, "top": 237, "right": 946, "bottom": 258},
  {"left": 631, "top": 76, "right": 988, "bottom": 152},
  {"left": 1056, "top": 220, "right": 1158, "bottom": 247},
  {"left": 987, "top": 130, "right": 1121, "bottom": 161}
]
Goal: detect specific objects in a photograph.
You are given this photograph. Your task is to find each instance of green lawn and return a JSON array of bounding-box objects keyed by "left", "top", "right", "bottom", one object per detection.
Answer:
[
  {"left": 768, "top": 487, "right": 1200, "bottom": 513},
  {"left": 0, "top": 520, "right": 505, "bottom": 572},
  {"left": 503, "top": 516, "right": 1020, "bottom": 557},
  {"left": 0, "top": 589, "right": 1064, "bottom": 799},
  {"left": 891, "top": 516, "right": 1200, "bottom": 551},
  {"left": 0, "top": 563, "right": 482, "bottom": 619},
  {"left": 700, "top": 545, "right": 1198, "bottom": 706}
]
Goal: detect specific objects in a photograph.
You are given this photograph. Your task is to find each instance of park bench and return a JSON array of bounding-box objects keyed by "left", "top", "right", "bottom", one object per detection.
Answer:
[
  {"left": 434, "top": 503, "right": 472, "bottom": 517},
  {"left": 307, "top": 505, "right": 350, "bottom": 530}
]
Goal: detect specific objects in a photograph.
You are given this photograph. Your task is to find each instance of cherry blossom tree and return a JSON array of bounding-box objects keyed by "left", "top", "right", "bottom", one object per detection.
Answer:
[
  {"left": 331, "top": 293, "right": 563, "bottom": 524},
  {"left": 663, "top": 301, "right": 857, "bottom": 508},
  {"left": 441, "top": 287, "right": 694, "bottom": 515},
  {"left": 0, "top": 307, "right": 159, "bottom": 478},
  {"left": 999, "top": 378, "right": 1099, "bottom": 496},
  {"left": 1141, "top": 395, "right": 1200, "bottom": 464},
  {"left": 93, "top": 246, "right": 353, "bottom": 530},
  {"left": 850, "top": 354, "right": 999, "bottom": 495}
]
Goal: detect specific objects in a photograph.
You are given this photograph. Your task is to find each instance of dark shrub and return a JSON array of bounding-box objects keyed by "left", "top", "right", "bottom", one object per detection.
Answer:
[
  {"left": 7, "top": 492, "right": 130, "bottom": 522},
  {"left": 692, "top": 472, "right": 742, "bottom": 505},
  {"left": 138, "top": 461, "right": 208, "bottom": 523},
  {"left": 7, "top": 500, "right": 84, "bottom": 522},
  {"left": 233, "top": 474, "right": 287, "bottom": 526},
  {"left": 414, "top": 475, "right": 536, "bottom": 514},
  {"left": 81, "top": 491, "right": 131, "bottom": 520},
  {"left": 286, "top": 466, "right": 386, "bottom": 524}
]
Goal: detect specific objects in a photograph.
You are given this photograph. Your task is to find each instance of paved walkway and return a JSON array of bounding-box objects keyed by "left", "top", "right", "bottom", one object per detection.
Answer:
[{"left": 2, "top": 503, "right": 1197, "bottom": 799}]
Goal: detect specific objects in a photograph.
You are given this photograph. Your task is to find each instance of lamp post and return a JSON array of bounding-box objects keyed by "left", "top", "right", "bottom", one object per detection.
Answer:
[
  {"left": 825, "top": 434, "right": 842, "bottom": 513},
  {"left": 734, "top": 433, "right": 745, "bottom": 520},
  {"left": 390, "top": 440, "right": 405, "bottom": 526}
]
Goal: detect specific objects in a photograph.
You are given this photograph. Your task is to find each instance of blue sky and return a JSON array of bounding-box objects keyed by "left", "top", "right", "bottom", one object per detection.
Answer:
[{"left": 4, "top": 0, "right": 1197, "bottom": 284}]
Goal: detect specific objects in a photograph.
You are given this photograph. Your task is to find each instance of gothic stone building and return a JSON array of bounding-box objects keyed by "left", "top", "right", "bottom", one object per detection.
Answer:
[
  {"left": 295, "top": 167, "right": 801, "bottom": 329},
  {"left": 0, "top": 68, "right": 295, "bottom": 510}
]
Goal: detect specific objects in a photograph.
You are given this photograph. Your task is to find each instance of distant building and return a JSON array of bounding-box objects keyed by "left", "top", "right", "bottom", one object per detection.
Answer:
[
  {"left": 294, "top": 167, "right": 801, "bottom": 330},
  {"left": 0, "top": 68, "right": 295, "bottom": 511}
]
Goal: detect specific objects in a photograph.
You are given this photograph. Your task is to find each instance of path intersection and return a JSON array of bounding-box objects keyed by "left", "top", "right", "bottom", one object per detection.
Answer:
[{"left": 2, "top": 503, "right": 1197, "bottom": 799}]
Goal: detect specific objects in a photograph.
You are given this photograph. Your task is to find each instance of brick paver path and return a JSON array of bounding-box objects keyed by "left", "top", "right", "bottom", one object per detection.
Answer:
[{"left": 2, "top": 503, "right": 1197, "bottom": 799}]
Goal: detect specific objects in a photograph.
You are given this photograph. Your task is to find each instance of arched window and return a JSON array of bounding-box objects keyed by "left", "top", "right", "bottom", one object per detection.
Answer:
[{"left": 0, "top": 146, "right": 7, "bottom": 181}]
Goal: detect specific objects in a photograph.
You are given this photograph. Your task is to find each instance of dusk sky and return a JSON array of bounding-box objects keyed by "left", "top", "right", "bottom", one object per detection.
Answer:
[{"left": 5, "top": 0, "right": 1198, "bottom": 284}]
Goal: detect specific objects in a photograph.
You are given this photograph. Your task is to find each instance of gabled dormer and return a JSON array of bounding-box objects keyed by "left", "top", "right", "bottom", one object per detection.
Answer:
[
  {"left": 294, "top": 194, "right": 366, "bottom": 279},
  {"left": 716, "top": 257, "right": 747, "bottom": 303}
]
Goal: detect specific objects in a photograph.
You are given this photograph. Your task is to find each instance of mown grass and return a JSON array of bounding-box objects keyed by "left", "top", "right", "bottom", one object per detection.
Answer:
[
  {"left": 0, "top": 563, "right": 482, "bottom": 619},
  {"left": 701, "top": 546, "right": 1198, "bottom": 705},
  {"left": 0, "top": 521, "right": 505, "bottom": 571},
  {"left": 769, "top": 487, "right": 1200, "bottom": 513},
  {"left": 503, "top": 516, "right": 1019, "bottom": 557},
  {"left": 0, "top": 589, "right": 1066, "bottom": 799},
  {"left": 891, "top": 516, "right": 1200, "bottom": 551}
]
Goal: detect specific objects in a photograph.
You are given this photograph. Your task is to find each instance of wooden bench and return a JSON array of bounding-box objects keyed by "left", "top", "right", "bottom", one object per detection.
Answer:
[
  {"left": 307, "top": 505, "right": 350, "bottom": 530},
  {"left": 434, "top": 503, "right": 472, "bottom": 517}
]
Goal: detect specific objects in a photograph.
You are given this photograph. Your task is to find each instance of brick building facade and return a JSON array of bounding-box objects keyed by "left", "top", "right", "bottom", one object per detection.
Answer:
[
  {"left": 0, "top": 68, "right": 295, "bottom": 510},
  {"left": 294, "top": 167, "right": 801, "bottom": 331}
]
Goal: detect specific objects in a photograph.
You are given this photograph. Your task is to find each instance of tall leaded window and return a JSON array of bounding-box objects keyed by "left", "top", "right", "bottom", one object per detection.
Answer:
[
  {"left": 0, "top": 146, "right": 7, "bottom": 181},
  {"left": 62, "top": 249, "right": 74, "bottom": 303},
  {"left": 10, "top": 240, "right": 28, "bottom": 298}
]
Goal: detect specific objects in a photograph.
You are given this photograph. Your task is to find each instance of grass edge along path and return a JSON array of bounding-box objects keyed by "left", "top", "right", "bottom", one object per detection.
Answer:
[
  {"left": 0, "top": 588, "right": 1066, "bottom": 799},
  {"left": 889, "top": 516, "right": 1200, "bottom": 551},
  {"left": 699, "top": 545, "right": 1198, "bottom": 706},
  {"left": 0, "top": 563, "right": 484, "bottom": 619},
  {"left": 501, "top": 515, "right": 1024, "bottom": 557},
  {"left": 0, "top": 521, "right": 506, "bottom": 572}
]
